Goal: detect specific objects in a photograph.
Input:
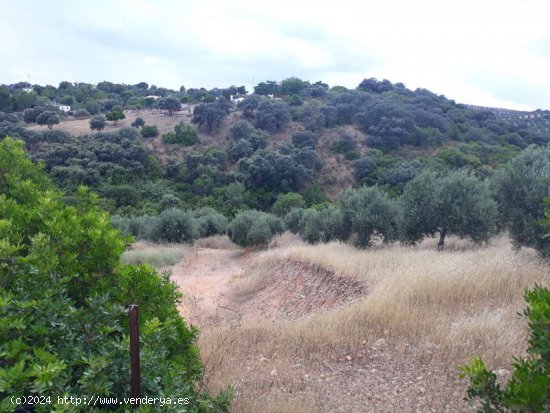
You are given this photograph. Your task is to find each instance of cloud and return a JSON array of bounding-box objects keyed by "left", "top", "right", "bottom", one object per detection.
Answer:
[{"left": 1, "top": 0, "right": 550, "bottom": 109}]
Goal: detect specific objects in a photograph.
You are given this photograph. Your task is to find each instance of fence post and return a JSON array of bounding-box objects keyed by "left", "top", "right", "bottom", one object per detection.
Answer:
[{"left": 128, "top": 304, "right": 140, "bottom": 409}]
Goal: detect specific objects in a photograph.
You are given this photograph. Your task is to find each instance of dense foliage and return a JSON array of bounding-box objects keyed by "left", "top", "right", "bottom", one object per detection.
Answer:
[
  {"left": 461, "top": 285, "right": 550, "bottom": 412},
  {"left": 0, "top": 138, "right": 230, "bottom": 412}
]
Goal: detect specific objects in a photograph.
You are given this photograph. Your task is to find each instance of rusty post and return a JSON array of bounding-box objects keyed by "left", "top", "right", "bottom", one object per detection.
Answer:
[{"left": 128, "top": 304, "right": 140, "bottom": 409}]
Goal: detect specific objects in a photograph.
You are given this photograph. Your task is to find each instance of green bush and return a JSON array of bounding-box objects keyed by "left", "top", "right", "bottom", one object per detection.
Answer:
[
  {"left": 193, "top": 208, "right": 228, "bottom": 238},
  {"left": 272, "top": 192, "right": 305, "bottom": 216},
  {"left": 284, "top": 208, "right": 304, "bottom": 234},
  {"left": 141, "top": 124, "right": 159, "bottom": 138},
  {"left": 0, "top": 138, "right": 230, "bottom": 412},
  {"left": 151, "top": 208, "right": 199, "bottom": 244},
  {"left": 460, "top": 285, "right": 550, "bottom": 412},
  {"left": 227, "top": 210, "right": 284, "bottom": 248},
  {"left": 162, "top": 123, "right": 199, "bottom": 146},
  {"left": 298, "top": 207, "right": 345, "bottom": 244}
]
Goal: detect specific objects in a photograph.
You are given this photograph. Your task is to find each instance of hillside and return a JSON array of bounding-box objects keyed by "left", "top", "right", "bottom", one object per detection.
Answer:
[{"left": 2, "top": 77, "right": 550, "bottom": 211}]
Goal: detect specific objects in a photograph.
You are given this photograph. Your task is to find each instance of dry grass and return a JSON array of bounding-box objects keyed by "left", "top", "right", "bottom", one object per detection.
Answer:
[
  {"left": 121, "top": 242, "right": 188, "bottom": 268},
  {"left": 195, "top": 235, "right": 238, "bottom": 250},
  {"left": 199, "top": 235, "right": 549, "bottom": 412}
]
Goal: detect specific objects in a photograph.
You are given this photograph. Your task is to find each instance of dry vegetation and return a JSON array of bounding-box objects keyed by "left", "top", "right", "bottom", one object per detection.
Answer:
[
  {"left": 195, "top": 235, "right": 549, "bottom": 412},
  {"left": 121, "top": 241, "right": 188, "bottom": 268}
]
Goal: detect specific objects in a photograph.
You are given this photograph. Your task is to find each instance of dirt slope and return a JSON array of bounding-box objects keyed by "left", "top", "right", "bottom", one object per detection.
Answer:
[{"left": 169, "top": 244, "right": 474, "bottom": 412}]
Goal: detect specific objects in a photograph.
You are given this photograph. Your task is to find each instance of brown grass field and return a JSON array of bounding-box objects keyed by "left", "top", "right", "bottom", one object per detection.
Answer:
[{"left": 152, "top": 234, "right": 550, "bottom": 412}]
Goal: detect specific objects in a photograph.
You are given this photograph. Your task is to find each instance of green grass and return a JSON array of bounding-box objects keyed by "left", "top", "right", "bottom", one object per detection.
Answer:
[{"left": 121, "top": 247, "right": 184, "bottom": 267}]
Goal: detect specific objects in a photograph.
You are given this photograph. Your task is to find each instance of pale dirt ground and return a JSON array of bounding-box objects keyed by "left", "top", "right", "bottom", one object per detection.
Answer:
[{"left": 168, "top": 241, "right": 478, "bottom": 413}]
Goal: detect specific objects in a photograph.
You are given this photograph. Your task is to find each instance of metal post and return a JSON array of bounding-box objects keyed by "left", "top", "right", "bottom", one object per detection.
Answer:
[{"left": 128, "top": 304, "right": 140, "bottom": 409}]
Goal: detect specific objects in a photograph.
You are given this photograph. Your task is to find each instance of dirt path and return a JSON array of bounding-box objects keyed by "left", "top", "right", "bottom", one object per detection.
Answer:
[{"left": 171, "top": 247, "right": 245, "bottom": 327}]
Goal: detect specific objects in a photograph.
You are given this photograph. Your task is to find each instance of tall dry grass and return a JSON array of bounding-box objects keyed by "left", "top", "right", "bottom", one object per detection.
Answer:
[
  {"left": 121, "top": 242, "right": 188, "bottom": 267},
  {"left": 199, "top": 236, "right": 549, "bottom": 411}
]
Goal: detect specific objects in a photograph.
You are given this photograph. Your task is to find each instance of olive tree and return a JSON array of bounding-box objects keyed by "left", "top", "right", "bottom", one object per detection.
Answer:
[
  {"left": 400, "top": 169, "right": 497, "bottom": 250},
  {"left": 494, "top": 145, "right": 550, "bottom": 253},
  {"left": 339, "top": 186, "right": 400, "bottom": 248}
]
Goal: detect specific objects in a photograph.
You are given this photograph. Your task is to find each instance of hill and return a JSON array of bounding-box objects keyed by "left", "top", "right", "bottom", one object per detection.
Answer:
[{"left": 1, "top": 76, "right": 550, "bottom": 212}]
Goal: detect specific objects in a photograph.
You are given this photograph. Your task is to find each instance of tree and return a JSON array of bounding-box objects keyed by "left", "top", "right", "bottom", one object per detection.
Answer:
[
  {"left": 400, "top": 170, "right": 497, "bottom": 250},
  {"left": 0, "top": 138, "right": 230, "bottom": 411},
  {"left": 192, "top": 102, "right": 227, "bottom": 132},
  {"left": 272, "top": 192, "right": 305, "bottom": 216},
  {"left": 36, "top": 110, "right": 60, "bottom": 129},
  {"left": 298, "top": 206, "right": 345, "bottom": 244},
  {"left": 131, "top": 117, "right": 145, "bottom": 128},
  {"left": 339, "top": 186, "right": 400, "bottom": 247},
  {"left": 460, "top": 285, "right": 550, "bottom": 412},
  {"left": 158, "top": 95, "right": 181, "bottom": 115},
  {"left": 140, "top": 124, "right": 159, "bottom": 138},
  {"left": 105, "top": 107, "right": 125, "bottom": 124},
  {"left": 255, "top": 100, "right": 291, "bottom": 131},
  {"left": 237, "top": 94, "right": 261, "bottom": 117},
  {"left": 292, "top": 131, "right": 318, "bottom": 149},
  {"left": 494, "top": 145, "right": 550, "bottom": 253},
  {"left": 227, "top": 210, "right": 284, "bottom": 248},
  {"left": 254, "top": 80, "right": 280, "bottom": 96},
  {"left": 280, "top": 77, "right": 308, "bottom": 96},
  {"left": 162, "top": 122, "right": 199, "bottom": 146},
  {"left": 89, "top": 115, "right": 107, "bottom": 131},
  {"left": 23, "top": 106, "right": 45, "bottom": 123},
  {"left": 151, "top": 208, "right": 199, "bottom": 243}
]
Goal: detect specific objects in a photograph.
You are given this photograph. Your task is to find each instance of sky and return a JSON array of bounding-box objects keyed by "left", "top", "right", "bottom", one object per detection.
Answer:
[{"left": 1, "top": 0, "right": 550, "bottom": 110}]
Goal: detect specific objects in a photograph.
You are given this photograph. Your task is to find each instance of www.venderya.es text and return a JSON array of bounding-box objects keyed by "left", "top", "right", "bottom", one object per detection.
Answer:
[{"left": 11, "top": 395, "right": 190, "bottom": 407}]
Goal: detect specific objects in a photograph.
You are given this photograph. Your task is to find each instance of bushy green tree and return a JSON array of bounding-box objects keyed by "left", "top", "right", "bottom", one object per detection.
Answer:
[
  {"left": 339, "top": 186, "right": 399, "bottom": 248},
  {"left": 105, "top": 108, "right": 125, "bottom": 124},
  {"left": 272, "top": 192, "right": 305, "bottom": 216},
  {"left": 227, "top": 210, "right": 284, "bottom": 248},
  {"left": 460, "top": 285, "right": 550, "bottom": 412},
  {"left": 400, "top": 170, "right": 497, "bottom": 250},
  {"left": 151, "top": 208, "right": 199, "bottom": 244},
  {"left": 89, "top": 114, "right": 107, "bottom": 131},
  {"left": 0, "top": 138, "right": 230, "bottom": 412},
  {"left": 36, "top": 111, "right": 60, "bottom": 129},
  {"left": 284, "top": 208, "right": 304, "bottom": 233},
  {"left": 494, "top": 145, "right": 550, "bottom": 253},
  {"left": 131, "top": 116, "right": 145, "bottom": 128},
  {"left": 141, "top": 124, "right": 159, "bottom": 138},
  {"left": 298, "top": 207, "right": 345, "bottom": 244},
  {"left": 255, "top": 100, "right": 291, "bottom": 131},
  {"left": 158, "top": 95, "right": 181, "bottom": 115},
  {"left": 163, "top": 122, "right": 199, "bottom": 146},
  {"left": 193, "top": 207, "right": 228, "bottom": 238}
]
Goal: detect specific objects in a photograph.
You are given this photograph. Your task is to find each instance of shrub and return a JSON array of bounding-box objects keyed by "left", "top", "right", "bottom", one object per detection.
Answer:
[
  {"left": 141, "top": 124, "right": 159, "bottom": 138},
  {"left": 193, "top": 208, "right": 228, "bottom": 238},
  {"left": 131, "top": 117, "right": 145, "bottom": 128},
  {"left": 151, "top": 208, "right": 199, "bottom": 244},
  {"left": 460, "top": 285, "right": 550, "bottom": 412},
  {"left": 227, "top": 210, "right": 284, "bottom": 248},
  {"left": 298, "top": 206, "right": 345, "bottom": 244},
  {"left": 284, "top": 208, "right": 304, "bottom": 234},
  {"left": 272, "top": 192, "right": 306, "bottom": 216},
  {"left": 291, "top": 130, "right": 318, "bottom": 149},
  {"left": 0, "top": 138, "right": 230, "bottom": 411},
  {"left": 89, "top": 115, "right": 107, "bottom": 131},
  {"left": 162, "top": 122, "right": 199, "bottom": 146}
]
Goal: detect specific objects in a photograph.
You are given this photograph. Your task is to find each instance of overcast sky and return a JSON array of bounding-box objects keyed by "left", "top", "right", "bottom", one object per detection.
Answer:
[{"left": 2, "top": 0, "right": 549, "bottom": 110}]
